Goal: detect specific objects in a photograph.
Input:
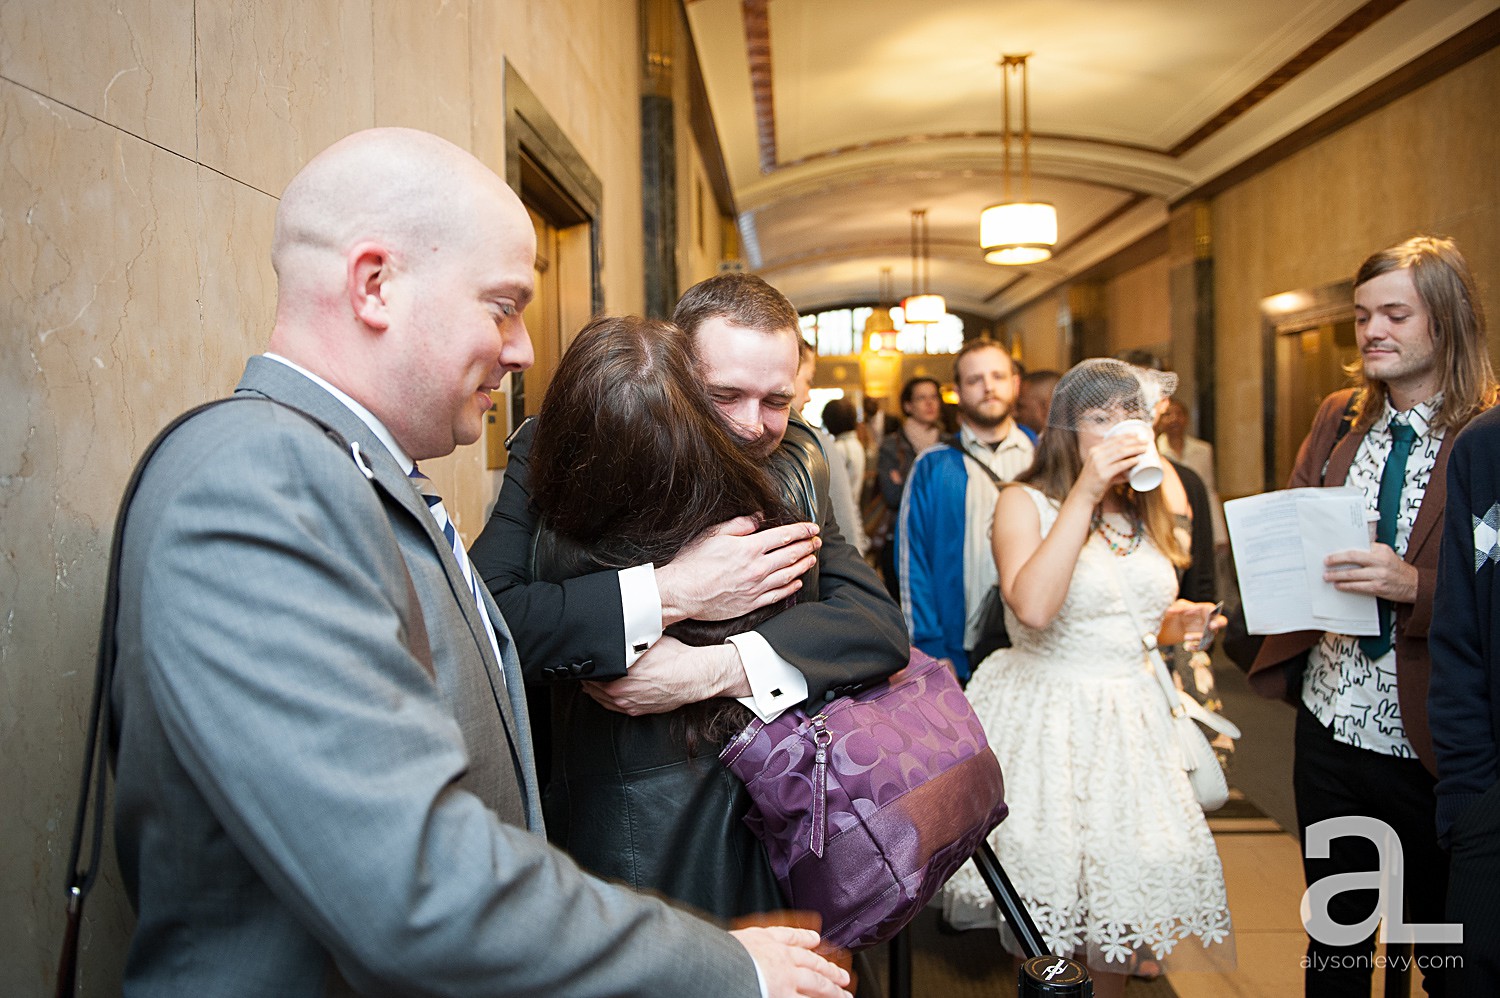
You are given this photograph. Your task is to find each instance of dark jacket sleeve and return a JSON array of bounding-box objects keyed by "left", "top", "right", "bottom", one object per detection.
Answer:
[
  {"left": 1172, "top": 459, "right": 1218, "bottom": 604},
  {"left": 876, "top": 432, "right": 908, "bottom": 510},
  {"left": 469, "top": 418, "right": 629, "bottom": 683},
  {"left": 757, "top": 423, "right": 910, "bottom": 704},
  {"left": 1430, "top": 409, "right": 1500, "bottom": 844}
]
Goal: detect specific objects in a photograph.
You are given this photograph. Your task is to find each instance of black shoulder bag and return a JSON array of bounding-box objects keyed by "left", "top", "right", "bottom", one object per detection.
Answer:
[
  {"left": 56, "top": 397, "right": 352, "bottom": 997},
  {"left": 947, "top": 442, "right": 1011, "bottom": 669}
]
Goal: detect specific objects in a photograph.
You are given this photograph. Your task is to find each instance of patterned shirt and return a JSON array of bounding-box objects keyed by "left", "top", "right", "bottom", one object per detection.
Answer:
[{"left": 1302, "top": 396, "right": 1444, "bottom": 757}]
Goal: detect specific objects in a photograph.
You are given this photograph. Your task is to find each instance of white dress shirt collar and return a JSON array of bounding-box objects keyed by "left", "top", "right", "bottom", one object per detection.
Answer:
[{"left": 262, "top": 353, "right": 415, "bottom": 473}]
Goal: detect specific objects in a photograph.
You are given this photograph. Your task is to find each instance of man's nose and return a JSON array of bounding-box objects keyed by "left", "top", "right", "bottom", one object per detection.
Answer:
[
  {"left": 728, "top": 403, "right": 764, "bottom": 439},
  {"left": 503, "top": 319, "right": 535, "bottom": 372}
]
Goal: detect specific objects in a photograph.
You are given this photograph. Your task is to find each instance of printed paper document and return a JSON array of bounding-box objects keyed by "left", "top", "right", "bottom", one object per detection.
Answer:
[{"left": 1225, "top": 487, "right": 1379, "bottom": 636}]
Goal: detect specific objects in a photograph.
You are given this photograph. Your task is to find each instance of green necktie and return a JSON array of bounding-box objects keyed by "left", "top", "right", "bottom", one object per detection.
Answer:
[{"left": 1358, "top": 420, "right": 1416, "bottom": 660}]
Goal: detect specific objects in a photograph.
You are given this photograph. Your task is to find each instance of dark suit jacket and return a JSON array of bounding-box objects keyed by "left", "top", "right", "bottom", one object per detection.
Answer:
[
  {"left": 1248, "top": 388, "right": 1452, "bottom": 774},
  {"left": 110, "top": 356, "right": 759, "bottom": 997},
  {"left": 470, "top": 412, "right": 909, "bottom": 705}
]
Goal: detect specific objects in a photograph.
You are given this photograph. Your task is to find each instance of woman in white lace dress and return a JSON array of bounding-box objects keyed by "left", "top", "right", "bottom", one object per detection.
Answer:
[{"left": 944, "top": 359, "right": 1233, "bottom": 996}]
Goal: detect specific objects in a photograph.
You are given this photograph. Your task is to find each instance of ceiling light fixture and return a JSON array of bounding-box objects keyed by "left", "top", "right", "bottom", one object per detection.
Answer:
[
  {"left": 980, "top": 53, "right": 1057, "bottom": 266},
  {"left": 863, "top": 266, "right": 899, "bottom": 352},
  {"left": 902, "top": 209, "right": 946, "bottom": 324}
]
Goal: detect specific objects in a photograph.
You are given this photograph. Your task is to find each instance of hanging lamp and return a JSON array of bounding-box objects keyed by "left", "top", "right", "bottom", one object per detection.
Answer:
[
  {"left": 980, "top": 54, "right": 1057, "bottom": 266},
  {"left": 901, "top": 209, "right": 946, "bottom": 324},
  {"left": 863, "top": 266, "right": 899, "bottom": 352}
]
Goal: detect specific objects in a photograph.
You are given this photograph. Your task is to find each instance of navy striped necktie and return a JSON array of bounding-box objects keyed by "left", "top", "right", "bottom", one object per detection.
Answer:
[{"left": 408, "top": 466, "right": 505, "bottom": 678}]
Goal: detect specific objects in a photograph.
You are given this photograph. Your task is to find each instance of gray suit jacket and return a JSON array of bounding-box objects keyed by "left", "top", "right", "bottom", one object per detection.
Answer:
[{"left": 110, "top": 356, "right": 758, "bottom": 996}]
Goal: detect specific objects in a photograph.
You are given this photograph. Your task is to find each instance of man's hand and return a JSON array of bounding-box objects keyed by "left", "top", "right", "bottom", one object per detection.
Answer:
[
  {"left": 655, "top": 516, "right": 820, "bottom": 625},
  {"left": 581, "top": 637, "right": 749, "bottom": 715},
  {"left": 1324, "top": 543, "right": 1419, "bottom": 603},
  {"left": 730, "top": 926, "right": 852, "bottom": 998}
]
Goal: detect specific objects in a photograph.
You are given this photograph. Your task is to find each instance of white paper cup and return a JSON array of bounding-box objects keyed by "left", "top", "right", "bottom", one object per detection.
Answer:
[{"left": 1104, "top": 418, "right": 1163, "bottom": 491}]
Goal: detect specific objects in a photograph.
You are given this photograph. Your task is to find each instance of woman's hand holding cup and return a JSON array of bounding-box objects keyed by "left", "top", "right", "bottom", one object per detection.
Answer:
[
  {"left": 1076, "top": 431, "right": 1147, "bottom": 505},
  {"left": 1102, "top": 419, "right": 1165, "bottom": 491}
]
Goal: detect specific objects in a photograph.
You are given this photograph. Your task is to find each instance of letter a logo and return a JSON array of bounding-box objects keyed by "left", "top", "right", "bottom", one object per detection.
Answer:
[{"left": 1301, "top": 816, "right": 1462, "bottom": 945}]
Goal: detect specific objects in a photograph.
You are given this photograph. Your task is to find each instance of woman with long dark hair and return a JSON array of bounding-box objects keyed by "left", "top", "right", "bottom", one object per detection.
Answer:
[
  {"left": 524, "top": 314, "right": 806, "bottom": 918},
  {"left": 943, "top": 358, "right": 1233, "bottom": 996}
]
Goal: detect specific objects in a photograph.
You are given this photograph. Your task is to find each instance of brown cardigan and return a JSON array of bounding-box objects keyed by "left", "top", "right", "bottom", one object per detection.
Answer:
[{"left": 1248, "top": 388, "right": 1453, "bottom": 775}]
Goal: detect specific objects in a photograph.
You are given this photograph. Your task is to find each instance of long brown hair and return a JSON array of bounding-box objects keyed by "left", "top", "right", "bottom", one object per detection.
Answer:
[
  {"left": 529, "top": 315, "right": 800, "bottom": 749},
  {"left": 1018, "top": 361, "right": 1189, "bottom": 568},
  {"left": 1348, "top": 235, "right": 1496, "bottom": 433}
]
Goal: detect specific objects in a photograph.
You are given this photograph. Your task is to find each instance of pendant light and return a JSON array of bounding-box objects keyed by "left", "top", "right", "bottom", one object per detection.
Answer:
[
  {"left": 902, "top": 209, "right": 946, "bottom": 324},
  {"left": 980, "top": 54, "right": 1057, "bottom": 266},
  {"left": 863, "top": 267, "right": 899, "bottom": 353}
]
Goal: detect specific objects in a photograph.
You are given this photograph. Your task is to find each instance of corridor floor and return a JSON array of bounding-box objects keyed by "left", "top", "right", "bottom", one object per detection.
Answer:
[{"left": 863, "top": 661, "right": 1420, "bottom": 997}]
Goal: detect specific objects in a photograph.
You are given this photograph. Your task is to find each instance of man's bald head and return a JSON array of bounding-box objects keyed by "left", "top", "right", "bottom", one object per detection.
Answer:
[
  {"left": 271, "top": 129, "right": 518, "bottom": 318},
  {"left": 267, "top": 128, "right": 536, "bottom": 460}
]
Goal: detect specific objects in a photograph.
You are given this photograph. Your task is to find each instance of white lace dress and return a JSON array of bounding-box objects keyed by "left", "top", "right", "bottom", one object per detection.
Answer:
[{"left": 944, "top": 486, "right": 1234, "bottom": 974}]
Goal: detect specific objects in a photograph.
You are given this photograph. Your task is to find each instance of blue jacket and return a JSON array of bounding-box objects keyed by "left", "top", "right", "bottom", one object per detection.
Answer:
[
  {"left": 896, "top": 425, "right": 1036, "bottom": 681},
  {"left": 898, "top": 443, "right": 971, "bottom": 677}
]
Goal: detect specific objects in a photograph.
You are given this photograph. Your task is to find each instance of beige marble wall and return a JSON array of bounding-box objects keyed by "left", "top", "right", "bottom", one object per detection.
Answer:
[
  {"left": 1007, "top": 292, "right": 1070, "bottom": 373},
  {"left": 1213, "top": 48, "right": 1500, "bottom": 499},
  {"left": 0, "top": 1, "right": 683, "bottom": 991},
  {"left": 1106, "top": 256, "right": 1172, "bottom": 359}
]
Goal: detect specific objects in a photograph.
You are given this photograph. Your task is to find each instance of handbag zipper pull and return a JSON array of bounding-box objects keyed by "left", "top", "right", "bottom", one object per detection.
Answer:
[{"left": 811, "top": 714, "right": 830, "bottom": 859}]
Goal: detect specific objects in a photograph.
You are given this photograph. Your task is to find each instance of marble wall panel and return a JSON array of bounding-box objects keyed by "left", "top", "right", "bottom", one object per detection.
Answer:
[
  {"left": 373, "top": 0, "right": 472, "bottom": 147},
  {"left": 1107, "top": 256, "right": 1172, "bottom": 356},
  {"left": 1008, "top": 293, "right": 1069, "bottom": 374},
  {"left": 0, "top": 79, "right": 222, "bottom": 991},
  {"left": 1213, "top": 48, "right": 1500, "bottom": 499},
  {"left": 0, "top": 0, "right": 195, "bottom": 154},
  {"left": 474, "top": 0, "right": 642, "bottom": 314},
  {"left": 195, "top": 0, "right": 376, "bottom": 198}
]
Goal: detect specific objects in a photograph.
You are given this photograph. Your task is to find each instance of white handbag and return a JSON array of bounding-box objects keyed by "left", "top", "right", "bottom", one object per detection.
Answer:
[
  {"left": 1103, "top": 558, "right": 1242, "bottom": 811},
  {"left": 1143, "top": 632, "right": 1241, "bottom": 811}
]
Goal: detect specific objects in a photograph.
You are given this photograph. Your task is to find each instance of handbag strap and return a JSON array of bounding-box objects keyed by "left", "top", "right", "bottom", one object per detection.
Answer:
[
  {"left": 1092, "top": 544, "right": 1185, "bottom": 717},
  {"left": 1095, "top": 546, "right": 1242, "bottom": 739},
  {"left": 947, "top": 440, "right": 1004, "bottom": 486},
  {"left": 57, "top": 395, "right": 354, "bottom": 998}
]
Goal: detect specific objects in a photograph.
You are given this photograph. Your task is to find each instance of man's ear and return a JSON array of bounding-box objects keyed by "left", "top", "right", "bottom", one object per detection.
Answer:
[{"left": 348, "top": 242, "right": 394, "bottom": 331}]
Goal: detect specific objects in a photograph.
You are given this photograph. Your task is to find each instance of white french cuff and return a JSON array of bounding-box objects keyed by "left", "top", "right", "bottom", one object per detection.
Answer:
[
  {"left": 619, "top": 563, "right": 663, "bottom": 668},
  {"left": 728, "top": 631, "right": 808, "bottom": 723}
]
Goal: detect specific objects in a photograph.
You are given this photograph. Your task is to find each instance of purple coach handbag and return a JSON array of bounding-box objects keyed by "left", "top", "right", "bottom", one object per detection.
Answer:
[{"left": 720, "top": 649, "right": 1008, "bottom": 950}]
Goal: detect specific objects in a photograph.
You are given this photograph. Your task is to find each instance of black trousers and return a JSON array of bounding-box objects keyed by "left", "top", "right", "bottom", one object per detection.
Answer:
[
  {"left": 1294, "top": 704, "right": 1451, "bottom": 997},
  {"left": 1446, "top": 781, "right": 1500, "bottom": 997}
]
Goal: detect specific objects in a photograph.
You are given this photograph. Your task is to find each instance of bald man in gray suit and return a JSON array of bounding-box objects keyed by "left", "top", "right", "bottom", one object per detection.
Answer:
[{"left": 109, "top": 128, "right": 850, "bottom": 998}]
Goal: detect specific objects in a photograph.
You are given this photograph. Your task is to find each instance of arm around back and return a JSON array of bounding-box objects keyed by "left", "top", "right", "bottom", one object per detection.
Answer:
[
  {"left": 756, "top": 430, "right": 909, "bottom": 704},
  {"left": 470, "top": 417, "right": 630, "bottom": 682}
]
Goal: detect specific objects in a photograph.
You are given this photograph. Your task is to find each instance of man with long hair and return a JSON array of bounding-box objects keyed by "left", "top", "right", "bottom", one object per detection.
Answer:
[{"left": 1250, "top": 235, "right": 1494, "bottom": 996}]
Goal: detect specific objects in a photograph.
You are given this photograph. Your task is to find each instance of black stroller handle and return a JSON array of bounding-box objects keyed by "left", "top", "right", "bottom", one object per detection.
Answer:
[
  {"left": 885, "top": 840, "right": 1093, "bottom": 997},
  {"left": 971, "top": 841, "right": 1049, "bottom": 959}
]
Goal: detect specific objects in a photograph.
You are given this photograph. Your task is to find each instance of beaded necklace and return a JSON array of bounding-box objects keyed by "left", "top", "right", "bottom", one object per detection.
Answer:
[{"left": 1092, "top": 509, "right": 1143, "bottom": 556}]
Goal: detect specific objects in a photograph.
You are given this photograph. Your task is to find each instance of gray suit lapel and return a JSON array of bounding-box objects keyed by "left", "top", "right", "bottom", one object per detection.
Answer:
[{"left": 235, "top": 357, "right": 536, "bottom": 819}]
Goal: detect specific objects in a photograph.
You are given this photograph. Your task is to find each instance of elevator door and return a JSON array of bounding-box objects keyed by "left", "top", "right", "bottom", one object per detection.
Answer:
[{"left": 1273, "top": 319, "right": 1359, "bottom": 487}]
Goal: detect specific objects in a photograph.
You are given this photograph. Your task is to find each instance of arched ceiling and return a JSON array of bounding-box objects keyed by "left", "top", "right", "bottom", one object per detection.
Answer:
[{"left": 683, "top": 0, "right": 1499, "bottom": 319}]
